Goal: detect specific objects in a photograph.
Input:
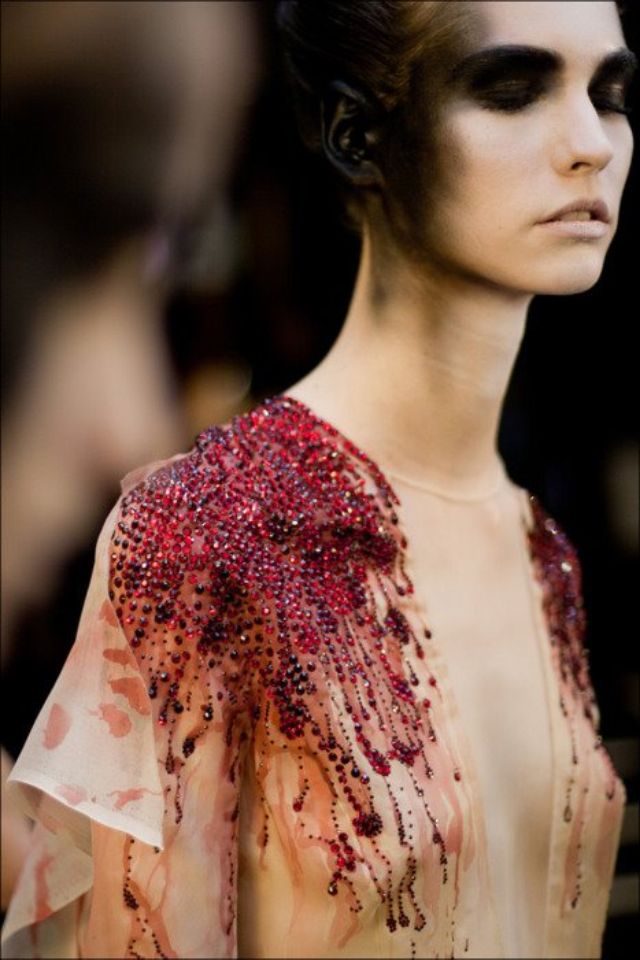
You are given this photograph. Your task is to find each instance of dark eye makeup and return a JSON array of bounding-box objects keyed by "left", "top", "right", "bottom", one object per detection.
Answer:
[
  {"left": 448, "top": 43, "right": 638, "bottom": 117},
  {"left": 478, "top": 82, "right": 633, "bottom": 116}
]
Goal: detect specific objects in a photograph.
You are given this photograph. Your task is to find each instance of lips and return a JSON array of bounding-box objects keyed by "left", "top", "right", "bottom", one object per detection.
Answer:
[
  {"left": 542, "top": 198, "right": 611, "bottom": 224},
  {"left": 555, "top": 211, "right": 592, "bottom": 222}
]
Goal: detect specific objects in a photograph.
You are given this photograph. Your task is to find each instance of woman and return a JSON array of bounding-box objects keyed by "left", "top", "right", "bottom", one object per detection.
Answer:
[{"left": 2, "top": 2, "right": 634, "bottom": 957}]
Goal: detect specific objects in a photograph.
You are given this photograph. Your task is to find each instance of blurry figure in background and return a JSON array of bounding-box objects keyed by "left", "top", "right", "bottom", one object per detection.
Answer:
[
  {"left": 1, "top": 0, "right": 258, "bottom": 651},
  {"left": 1, "top": 0, "right": 259, "bottom": 910}
]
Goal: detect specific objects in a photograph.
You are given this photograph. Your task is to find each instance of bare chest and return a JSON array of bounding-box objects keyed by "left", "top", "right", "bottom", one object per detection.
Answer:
[{"left": 397, "top": 485, "right": 554, "bottom": 953}]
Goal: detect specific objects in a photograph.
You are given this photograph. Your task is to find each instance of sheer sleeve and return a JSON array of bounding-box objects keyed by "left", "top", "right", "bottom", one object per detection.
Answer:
[{"left": 2, "top": 455, "right": 255, "bottom": 959}]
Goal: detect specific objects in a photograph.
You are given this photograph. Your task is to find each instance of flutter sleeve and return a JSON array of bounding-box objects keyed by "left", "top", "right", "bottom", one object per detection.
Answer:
[{"left": 2, "top": 454, "right": 255, "bottom": 959}]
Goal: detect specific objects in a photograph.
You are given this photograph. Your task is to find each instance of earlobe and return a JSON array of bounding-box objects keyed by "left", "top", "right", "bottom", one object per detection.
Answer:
[{"left": 321, "top": 80, "right": 384, "bottom": 188}]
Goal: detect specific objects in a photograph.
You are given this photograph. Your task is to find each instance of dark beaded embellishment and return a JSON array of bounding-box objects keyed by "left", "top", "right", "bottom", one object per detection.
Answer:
[
  {"left": 107, "top": 396, "right": 609, "bottom": 945},
  {"left": 109, "top": 396, "right": 444, "bottom": 934},
  {"left": 527, "top": 498, "right": 594, "bottom": 713}
]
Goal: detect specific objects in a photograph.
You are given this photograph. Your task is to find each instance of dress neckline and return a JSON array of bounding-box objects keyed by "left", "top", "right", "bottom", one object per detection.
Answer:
[
  {"left": 272, "top": 392, "right": 554, "bottom": 957},
  {"left": 382, "top": 466, "right": 509, "bottom": 503},
  {"left": 277, "top": 393, "right": 510, "bottom": 504},
  {"left": 277, "top": 392, "right": 514, "bottom": 505}
]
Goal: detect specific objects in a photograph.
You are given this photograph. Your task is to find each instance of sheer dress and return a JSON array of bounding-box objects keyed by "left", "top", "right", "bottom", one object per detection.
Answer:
[{"left": 2, "top": 396, "right": 624, "bottom": 958}]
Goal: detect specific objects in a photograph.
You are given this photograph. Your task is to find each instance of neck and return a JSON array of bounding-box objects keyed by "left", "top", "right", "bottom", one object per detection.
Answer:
[{"left": 287, "top": 230, "right": 534, "bottom": 498}]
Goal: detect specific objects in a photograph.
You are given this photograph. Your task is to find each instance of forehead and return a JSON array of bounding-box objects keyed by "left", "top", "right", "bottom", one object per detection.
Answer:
[{"left": 472, "top": 1, "right": 626, "bottom": 62}]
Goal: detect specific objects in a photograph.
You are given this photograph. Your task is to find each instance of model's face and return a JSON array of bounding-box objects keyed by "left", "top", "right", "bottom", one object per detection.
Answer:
[{"left": 405, "top": 1, "right": 636, "bottom": 296}]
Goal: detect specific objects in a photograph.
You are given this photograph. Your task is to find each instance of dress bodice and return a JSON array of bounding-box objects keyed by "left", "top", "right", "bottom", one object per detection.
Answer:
[{"left": 2, "top": 396, "right": 625, "bottom": 959}]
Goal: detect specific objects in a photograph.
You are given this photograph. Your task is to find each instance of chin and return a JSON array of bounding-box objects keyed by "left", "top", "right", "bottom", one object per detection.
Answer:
[
  {"left": 530, "top": 259, "right": 607, "bottom": 296},
  {"left": 502, "top": 245, "right": 608, "bottom": 296}
]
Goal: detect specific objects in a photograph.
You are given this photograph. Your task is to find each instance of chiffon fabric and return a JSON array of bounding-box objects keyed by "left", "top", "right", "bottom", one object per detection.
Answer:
[{"left": 2, "top": 396, "right": 624, "bottom": 959}]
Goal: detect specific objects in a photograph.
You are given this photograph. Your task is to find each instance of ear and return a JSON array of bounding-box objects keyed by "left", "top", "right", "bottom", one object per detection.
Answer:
[{"left": 320, "top": 80, "right": 385, "bottom": 188}]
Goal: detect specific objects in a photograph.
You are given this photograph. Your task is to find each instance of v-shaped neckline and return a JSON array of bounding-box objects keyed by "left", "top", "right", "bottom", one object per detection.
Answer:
[{"left": 275, "top": 391, "right": 558, "bottom": 958}]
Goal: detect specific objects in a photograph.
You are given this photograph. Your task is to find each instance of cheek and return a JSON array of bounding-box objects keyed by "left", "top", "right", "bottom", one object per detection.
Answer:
[
  {"left": 613, "top": 125, "right": 634, "bottom": 187},
  {"left": 436, "top": 116, "right": 539, "bottom": 233}
]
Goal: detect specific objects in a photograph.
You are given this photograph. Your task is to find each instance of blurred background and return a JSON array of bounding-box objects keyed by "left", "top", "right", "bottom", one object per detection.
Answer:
[{"left": 1, "top": 1, "right": 637, "bottom": 951}]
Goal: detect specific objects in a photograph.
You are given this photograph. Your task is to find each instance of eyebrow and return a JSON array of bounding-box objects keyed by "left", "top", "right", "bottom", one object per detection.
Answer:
[{"left": 448, "top": 44, "right": 638, "bottom": 85}]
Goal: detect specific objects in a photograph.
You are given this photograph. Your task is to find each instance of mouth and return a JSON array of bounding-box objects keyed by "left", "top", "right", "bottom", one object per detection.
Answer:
[
  {"left": 551, "top": 211, "right": 598, "bottom": 223},
  {"left": 541, "top": 199, "right": 611, "bottom": 224}
]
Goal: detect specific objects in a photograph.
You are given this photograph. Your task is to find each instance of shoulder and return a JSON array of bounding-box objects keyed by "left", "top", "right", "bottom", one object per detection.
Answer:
[
  {"left": 108, "top": 394, "right": 397, "bottom": 640},
  {"left": 108, "top": 397, "right": 332, "bottom": 647},
  {"left": 113, "top": 397, "right": 305, "bottom": 551},
  {"left": 106, "top": 403, "right": 293, "bottom": 723},
  {"left": 525, "top": 493, "right": 583, "bottom": 586},
  {"left": 109, "top": 404, "right": 277, "bottom": 608}
]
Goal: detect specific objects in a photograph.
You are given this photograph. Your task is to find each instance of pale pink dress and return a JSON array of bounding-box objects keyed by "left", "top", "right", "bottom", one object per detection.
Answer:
[{"left": 2, "top": 396, "right": 625, "bottom": 958}]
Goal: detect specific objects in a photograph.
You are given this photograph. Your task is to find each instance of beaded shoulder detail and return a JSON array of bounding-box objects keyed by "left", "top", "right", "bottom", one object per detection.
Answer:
[
  {"left": 110, "top": 394, "right": 418, "bottom": 777},
  {"left": 110, "top": 397, "right": 452, "bottom": 925},
  {"left": 526, "top": 495, "right": 598, "bottom": 728},
  {"left": 108, "top": 395, "right": 605, "bottom": 932}
]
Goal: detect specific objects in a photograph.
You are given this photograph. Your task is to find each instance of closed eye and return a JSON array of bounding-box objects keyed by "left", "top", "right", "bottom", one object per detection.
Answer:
[
  {"left": 476, "top": 83, "right": 633, "bottom": 117},
  {"left": 450, "top": 43, "right": 638, "bottom": 118}
]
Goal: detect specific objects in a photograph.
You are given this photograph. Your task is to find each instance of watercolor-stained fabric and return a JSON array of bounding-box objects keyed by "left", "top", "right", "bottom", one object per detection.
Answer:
[{"left": 2, "top": 396, "right": 625, "bottom": 958}]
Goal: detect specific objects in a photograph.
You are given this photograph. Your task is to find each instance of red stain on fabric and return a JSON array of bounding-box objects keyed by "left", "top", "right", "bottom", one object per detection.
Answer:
[
  {"left": 99, "top": 599, "right": 119, "bottom": 627},
  {"left": 34, "top": 853, "right": 54, "bottom": 922},
  {"left": 108, "top": 787, "right": 151, "bottom": 810},
  {"left": 56, "top": 784, "right": 88, "bottom": 806},
  {"left": 42, "top": 703, "right": 71, "bottom": 750},
  {"left": 108, "top": 677, "right": 150, "bottom": 715},
  {"left": 98, "top": 702, "right": 132, "bottom": 737},
  {"left": 103, "top": 648, "right": 133, "bottom": 666}
]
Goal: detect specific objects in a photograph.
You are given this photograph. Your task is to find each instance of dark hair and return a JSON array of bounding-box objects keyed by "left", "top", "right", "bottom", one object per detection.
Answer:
[
  {"left": 278, "top": 2, "right": 474, "bottom": 145},
  {"left": 276, "top": 2, "right": 473, "bottom": 218}
]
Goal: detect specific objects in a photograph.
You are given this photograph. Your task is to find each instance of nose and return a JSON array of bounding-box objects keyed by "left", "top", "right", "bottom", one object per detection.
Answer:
[{"left": 551, "top": 94, "right": 616, "bottom": 175}]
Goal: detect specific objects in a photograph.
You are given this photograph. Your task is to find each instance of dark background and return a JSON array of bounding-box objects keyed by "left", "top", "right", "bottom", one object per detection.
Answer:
[{"left": 3, "top": 1, "right": 638, "bottom": 952}]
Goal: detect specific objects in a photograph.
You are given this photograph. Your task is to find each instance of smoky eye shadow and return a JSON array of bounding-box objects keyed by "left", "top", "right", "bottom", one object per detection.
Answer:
[
  {"left": 448, "top": 45, "right": 639, "bottom": 96},
  {"left": 448, "top": 47, "right": 559, "bottom": 91},
  {"left": 466, "top": 69, "right": 546, "bottom": 98},
  {"left": 592, "top": 49, "right": 638, "bottom": 84},
  {"left": 590, "top": 60, "right": 638, "bottom": 98}
]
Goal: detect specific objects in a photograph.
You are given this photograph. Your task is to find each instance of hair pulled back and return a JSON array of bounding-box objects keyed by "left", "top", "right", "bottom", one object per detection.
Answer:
[
  {"left": 277, "top": 0, "right": 630, "bottom": 239},
  {"left": 276, "top": 1, "right": 473, "bottom": 228}
]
